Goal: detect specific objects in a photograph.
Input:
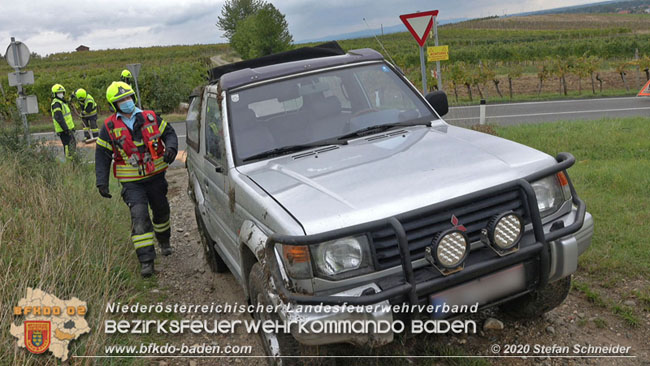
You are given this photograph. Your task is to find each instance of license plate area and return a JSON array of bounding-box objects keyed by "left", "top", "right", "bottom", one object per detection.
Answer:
[{"left": 429, "top": 263, "right": 527, "bottom": 319}]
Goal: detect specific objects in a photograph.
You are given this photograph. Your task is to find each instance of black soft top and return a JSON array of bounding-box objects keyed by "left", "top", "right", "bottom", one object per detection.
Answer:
[{"left": 209, "top": 41, "right": 385, "bottom": 90}]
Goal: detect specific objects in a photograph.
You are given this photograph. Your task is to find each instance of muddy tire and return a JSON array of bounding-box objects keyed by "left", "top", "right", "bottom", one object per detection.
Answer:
[
  {"left": 194, "top": 207, "right": 229, "bottom": 273},
  {"left": 248, "top": 263, "right": 334, "bottom": 366},
  {"left": 500, "top": 275, "right": 571, "bottom": 318}
]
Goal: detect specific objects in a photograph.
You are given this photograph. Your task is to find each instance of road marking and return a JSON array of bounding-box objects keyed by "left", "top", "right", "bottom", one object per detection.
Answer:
[
  {"left": 449, "top": 96, "right": 645, "bottom": 110},
  {"left": 445, "top": 107, "right": 650, "bottom": 121}
]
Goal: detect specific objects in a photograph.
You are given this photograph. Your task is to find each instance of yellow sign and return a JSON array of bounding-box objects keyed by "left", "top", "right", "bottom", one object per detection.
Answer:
[{"left": 427, "top": 45, "right": 449, "bottom": 62}]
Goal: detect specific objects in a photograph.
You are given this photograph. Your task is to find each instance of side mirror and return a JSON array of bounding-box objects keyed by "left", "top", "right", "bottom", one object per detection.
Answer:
[{"left": 425, "top": 91, "right": 448, "bottom": 117}]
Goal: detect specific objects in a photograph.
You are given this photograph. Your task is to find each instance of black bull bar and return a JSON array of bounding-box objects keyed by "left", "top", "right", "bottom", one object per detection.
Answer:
[{"left": 265, "top": 153, "right": 586, "bottom": 307}]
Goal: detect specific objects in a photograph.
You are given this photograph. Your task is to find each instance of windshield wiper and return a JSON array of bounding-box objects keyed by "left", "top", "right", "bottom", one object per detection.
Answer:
[
  {"left": 242, "top": 138, "right": 346, "bottom": 162},
  {"left": 337, "top": 118, "right": 432, "bottom": 141}
]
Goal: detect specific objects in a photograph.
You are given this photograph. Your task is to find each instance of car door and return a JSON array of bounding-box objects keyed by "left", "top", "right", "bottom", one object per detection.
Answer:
[{"left": 201, "top": 92, "right": 240, "bottom": 266}]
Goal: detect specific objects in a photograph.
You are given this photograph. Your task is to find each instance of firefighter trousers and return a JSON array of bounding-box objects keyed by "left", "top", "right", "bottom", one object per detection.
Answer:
[
  {"left": 58, "top": 131, "right": 76, "bottom": 159},
  {"left": 81, "top": 116, "right": 99, "bottom": 140},
  {"left": 120, "top": 172, "right": 171, "bottom": 263}
]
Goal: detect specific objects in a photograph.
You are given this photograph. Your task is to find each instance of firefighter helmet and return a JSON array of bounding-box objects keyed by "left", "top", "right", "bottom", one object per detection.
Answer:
[
  {"left": 106, "top": 81, "right": 136, "bottom": 111},
  {"left": 51, "top": 84, "right": 66, "bottom": 98},
  {"left": 74, "top": 88, "right": 87, "bottom": 100},
  {"left": 120, "top": 69, "right": 132, "bottom": 82}
]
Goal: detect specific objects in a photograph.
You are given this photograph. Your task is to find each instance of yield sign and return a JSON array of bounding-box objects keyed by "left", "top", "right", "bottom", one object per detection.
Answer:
[{"left": 399, "top": 10, "right": 439, "bottom": 47}]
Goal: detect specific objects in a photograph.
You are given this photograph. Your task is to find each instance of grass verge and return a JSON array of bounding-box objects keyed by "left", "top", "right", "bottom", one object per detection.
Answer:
[
  {"left": 496, "top": 117, "right": 650, "bottom": 280},
  {"left": 0, "top": 131, "right": 160, "bottom": 364},
  {"left": 496, "top": 117, "right": 649, "bottom": 328}
]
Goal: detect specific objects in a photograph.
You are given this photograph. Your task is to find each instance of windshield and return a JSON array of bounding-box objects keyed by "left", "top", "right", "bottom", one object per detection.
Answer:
[{"left": 227, "top": 62, "right": 436, "bottom": 164}]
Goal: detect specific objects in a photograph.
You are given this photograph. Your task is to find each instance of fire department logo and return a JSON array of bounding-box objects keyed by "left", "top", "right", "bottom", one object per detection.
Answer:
[
  {"left": 25, "top": 321, "right": 51, "bottom": 354},
  {"left": 11, "top": 288, "right": 90, "bottom": 361}
]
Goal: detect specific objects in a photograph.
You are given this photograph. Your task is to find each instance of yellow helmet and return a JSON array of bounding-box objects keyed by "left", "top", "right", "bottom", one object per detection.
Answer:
[
  {"left": 106, "top": 81, "right": 136, "bottom": 111},
  {"left": 51, "top": 84, "right": 65, "bottom": 98},
  {"left": 74, "top": 88, "right": 87, "bottom": 100},
  {"left": 120, "top": 69, "right": 132, "bottom": 81}
]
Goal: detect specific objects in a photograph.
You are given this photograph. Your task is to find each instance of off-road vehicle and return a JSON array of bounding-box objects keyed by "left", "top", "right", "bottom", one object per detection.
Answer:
[{"left": 185, "top": 42, "right": 593, "bottom": 364}]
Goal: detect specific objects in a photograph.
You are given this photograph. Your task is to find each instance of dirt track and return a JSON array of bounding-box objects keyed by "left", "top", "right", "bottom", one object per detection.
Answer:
[{"left": 156, "top": 168, "right": 649, "bottom": 366}]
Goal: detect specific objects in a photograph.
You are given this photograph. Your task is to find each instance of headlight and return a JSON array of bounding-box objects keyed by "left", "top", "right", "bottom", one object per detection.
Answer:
[
  {"left": 483, "top": 212, "right": 523, "bottom": 256},
  {"left": 425, "top": 229, "right": 469, "bottom": 276},
  {"left": 312, "top": 236, "right": 372, "bottom": 278},
  {"left": 531, "top": 174, "right": 569, "bottom": 217}
]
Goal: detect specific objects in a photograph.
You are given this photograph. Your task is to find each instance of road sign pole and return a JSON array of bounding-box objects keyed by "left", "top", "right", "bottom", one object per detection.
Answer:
[
  {"left": 419, "top": 46, "right": 427, "bottom": 94},
  {"left": 434, "top": 16, "right": 442, "bottom": 92},
  {"left": 133, "top": 77, "right": 142, "bottom": 109},
  {"left": 126, "top": 64, "right": 143, "bottom": 109},
  {"left": 10, "top": 37, "right": 29, "bottom": 144}
]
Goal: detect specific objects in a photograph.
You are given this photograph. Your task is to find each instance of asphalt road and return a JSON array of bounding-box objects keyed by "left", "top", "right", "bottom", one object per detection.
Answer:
[
  {"left": 32, "top": 96, "right": 650, "bottom": 162},
  {"left": 445, "top": 96, "right": 650, "bottom": 126}
]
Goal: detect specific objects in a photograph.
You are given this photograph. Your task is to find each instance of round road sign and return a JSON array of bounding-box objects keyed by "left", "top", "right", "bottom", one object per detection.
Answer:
[{"left": 5, "top": 41, "right": 30, "bottom": 68}]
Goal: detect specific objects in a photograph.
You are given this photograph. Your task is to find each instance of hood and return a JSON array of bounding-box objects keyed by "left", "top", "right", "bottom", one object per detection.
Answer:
[{"left": 241, "top": 124, "right": 557, "bottom": 234}]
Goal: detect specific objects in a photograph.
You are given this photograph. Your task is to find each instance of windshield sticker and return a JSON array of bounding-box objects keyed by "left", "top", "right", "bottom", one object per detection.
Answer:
[
  {"left": 382, "top": 65, "right": 390, "bottom": 72},
  {"left": 231, "top": 94, "right": 239, "bottom": 103}
]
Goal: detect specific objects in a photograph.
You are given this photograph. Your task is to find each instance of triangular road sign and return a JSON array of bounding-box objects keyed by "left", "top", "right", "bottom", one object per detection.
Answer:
[
  {"left": 400, "top": 10, "right": 439, "bottom": 47},
  {"left": 638, "top": 79, "right": 650, "bottom": 96}
]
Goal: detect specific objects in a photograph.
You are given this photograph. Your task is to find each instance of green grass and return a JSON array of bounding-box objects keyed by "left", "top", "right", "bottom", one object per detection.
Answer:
[{"left": 496, "top": 117, "right": 650, "bottom": 279}]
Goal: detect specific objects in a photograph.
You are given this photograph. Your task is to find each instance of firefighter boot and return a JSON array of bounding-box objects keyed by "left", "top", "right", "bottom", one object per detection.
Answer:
[
  {"left": 141, "top": 261, "right": 154, "bottom": 278},
  {"left": 159, "top": 240, "right": 173, "bottom": 256}
]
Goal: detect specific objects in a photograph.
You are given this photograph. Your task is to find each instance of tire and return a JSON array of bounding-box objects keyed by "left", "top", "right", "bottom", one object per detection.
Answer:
[
  {"left": 500, "top": 275, "right": 571, "bottom": 318},
  {"left": 248, "top": 263, "right": 335, "bottom": 366},
  {"left": 194, "top": 206, "right": 229, "bottom": 273}
]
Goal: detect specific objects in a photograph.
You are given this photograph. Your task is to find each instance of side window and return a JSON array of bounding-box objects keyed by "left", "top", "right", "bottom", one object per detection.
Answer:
[
  {"left": 205, "top": 94, "right": 223, "bottom": 163},
  {"left": 186, "top": 95, "right": 201, "bottom": 151}
]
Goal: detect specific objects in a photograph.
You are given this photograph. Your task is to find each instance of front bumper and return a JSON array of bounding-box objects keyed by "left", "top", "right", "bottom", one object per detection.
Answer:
[{"left": 265, "top": 153, "right": 591, "bottom": 346}]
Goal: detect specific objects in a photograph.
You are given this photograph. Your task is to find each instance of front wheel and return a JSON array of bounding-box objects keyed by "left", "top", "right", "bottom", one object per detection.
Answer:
[
  {"left": 248, "top": 263, "right": 334, "bottom": 366},
  {"left": 194, "top": 206, "right": 229, "bottom": 273},
  {"left": 500, "top": 275, "right": 571, "bottom": 318}
]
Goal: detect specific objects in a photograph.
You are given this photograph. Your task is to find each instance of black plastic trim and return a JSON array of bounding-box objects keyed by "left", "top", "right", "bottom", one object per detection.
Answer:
[{"left": 264, "top": 153, "right": 585, "bottom": 307}]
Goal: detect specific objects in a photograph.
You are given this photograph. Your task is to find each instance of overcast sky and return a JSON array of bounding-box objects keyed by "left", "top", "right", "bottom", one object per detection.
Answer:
[{"left": 1, "top": 0, "right": 598, "bottom": 56}]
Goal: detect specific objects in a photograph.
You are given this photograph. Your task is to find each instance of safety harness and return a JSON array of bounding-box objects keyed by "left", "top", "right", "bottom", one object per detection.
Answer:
[{"left": 104, "top": 111, "right": 167, "bottom": 182}]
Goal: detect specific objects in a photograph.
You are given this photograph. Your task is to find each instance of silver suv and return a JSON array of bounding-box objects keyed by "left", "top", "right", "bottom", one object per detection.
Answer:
[{"left": 185, "top": 42, "right": 593, "bottom": 364}]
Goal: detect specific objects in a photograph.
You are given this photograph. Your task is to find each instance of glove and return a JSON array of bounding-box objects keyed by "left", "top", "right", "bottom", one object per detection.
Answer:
[
  {"left": 163, "top": 148, "right": 177, "bottom": 164},
  {"left": 98, "top": 185, "right": 112, "bottom": 199}
]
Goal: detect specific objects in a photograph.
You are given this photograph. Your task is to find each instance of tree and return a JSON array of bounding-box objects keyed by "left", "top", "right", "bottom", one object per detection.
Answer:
[
  {"left": 637, "top": 55, "right": 650, "bottom": 81},
  {"left": 616, "top": 61, "right": 630, "bottom": 92},
  {"left": 230, "top": 3, "right": 293, "bottom": 60},
  {"left": 483, "top": 62, "right": 503, "bottom": 98},
  {"left": 506, "top": 64, "right": 522, "bottom": 99},
  {"left": 448, "top": 62, "right": 466, "bottom": 103},
  {"left": 536, "top": 60, "right": 550, "bottom": 96},
  {"left": 574, "top": 56, "right": 591, "bottom": 95},
  {"left": 551, "top": 58, "right": 571, "bottom": 96},
  {"left": 583, "top": 56, "right": 601, "bottom": 94},
  {"left": 217, "top": 0, "right": 265, "bottom": 40}
]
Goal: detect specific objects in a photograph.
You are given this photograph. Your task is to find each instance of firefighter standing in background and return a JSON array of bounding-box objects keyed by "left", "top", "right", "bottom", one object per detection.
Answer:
[
  {"left": 74, "top": 88, "right": 99, "bottom": 142},
  {"left": 121, "top": 69, "right": 133, "bottom": 86},
  {"left": 50, "top": 84, "right": 77, "bottom": 159},
  {"left": 95, "top": 81, "right": 178, "bottom": 277}
]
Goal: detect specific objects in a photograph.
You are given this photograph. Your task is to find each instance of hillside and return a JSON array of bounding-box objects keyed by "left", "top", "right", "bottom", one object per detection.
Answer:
[{"left": 2, "top": 12, "right": 650, "bottom": 124}]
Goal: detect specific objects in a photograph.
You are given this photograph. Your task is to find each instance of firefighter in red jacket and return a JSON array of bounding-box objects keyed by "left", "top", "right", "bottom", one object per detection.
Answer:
[{"left": 95, "top": 81, "right": 178, "bottom": 277}]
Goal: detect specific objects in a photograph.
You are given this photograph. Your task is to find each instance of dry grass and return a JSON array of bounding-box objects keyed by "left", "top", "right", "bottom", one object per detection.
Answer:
[
  {"left": 450, "top": 14, "right": 650, "bottom": 31},
  {"left": 0, "top": 134, "right": 148, "bottom": 364}
]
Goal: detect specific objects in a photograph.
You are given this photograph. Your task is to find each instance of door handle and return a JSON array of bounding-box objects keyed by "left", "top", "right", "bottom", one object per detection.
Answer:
[{"left": 204, "top": 178, "right": 209, "bottom": 190}]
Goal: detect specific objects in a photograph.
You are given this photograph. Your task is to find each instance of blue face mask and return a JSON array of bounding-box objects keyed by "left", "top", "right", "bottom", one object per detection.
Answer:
[{"left": 118, "top": 99, "right": 135, "bottom": 114}]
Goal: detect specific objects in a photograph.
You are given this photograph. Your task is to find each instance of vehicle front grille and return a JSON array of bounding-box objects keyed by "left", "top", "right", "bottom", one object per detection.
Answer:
[{"left": 370, "top": 188, "right": 530, "bottom": 270}]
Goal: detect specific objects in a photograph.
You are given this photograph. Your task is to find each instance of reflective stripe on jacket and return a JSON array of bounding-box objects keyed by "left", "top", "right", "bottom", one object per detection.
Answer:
[
  {"left": 81, "top": 94, "right": 98, "bottom": 118},
  {"left": 51, "top": 99, "right": 75, "bottom": 133}
]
